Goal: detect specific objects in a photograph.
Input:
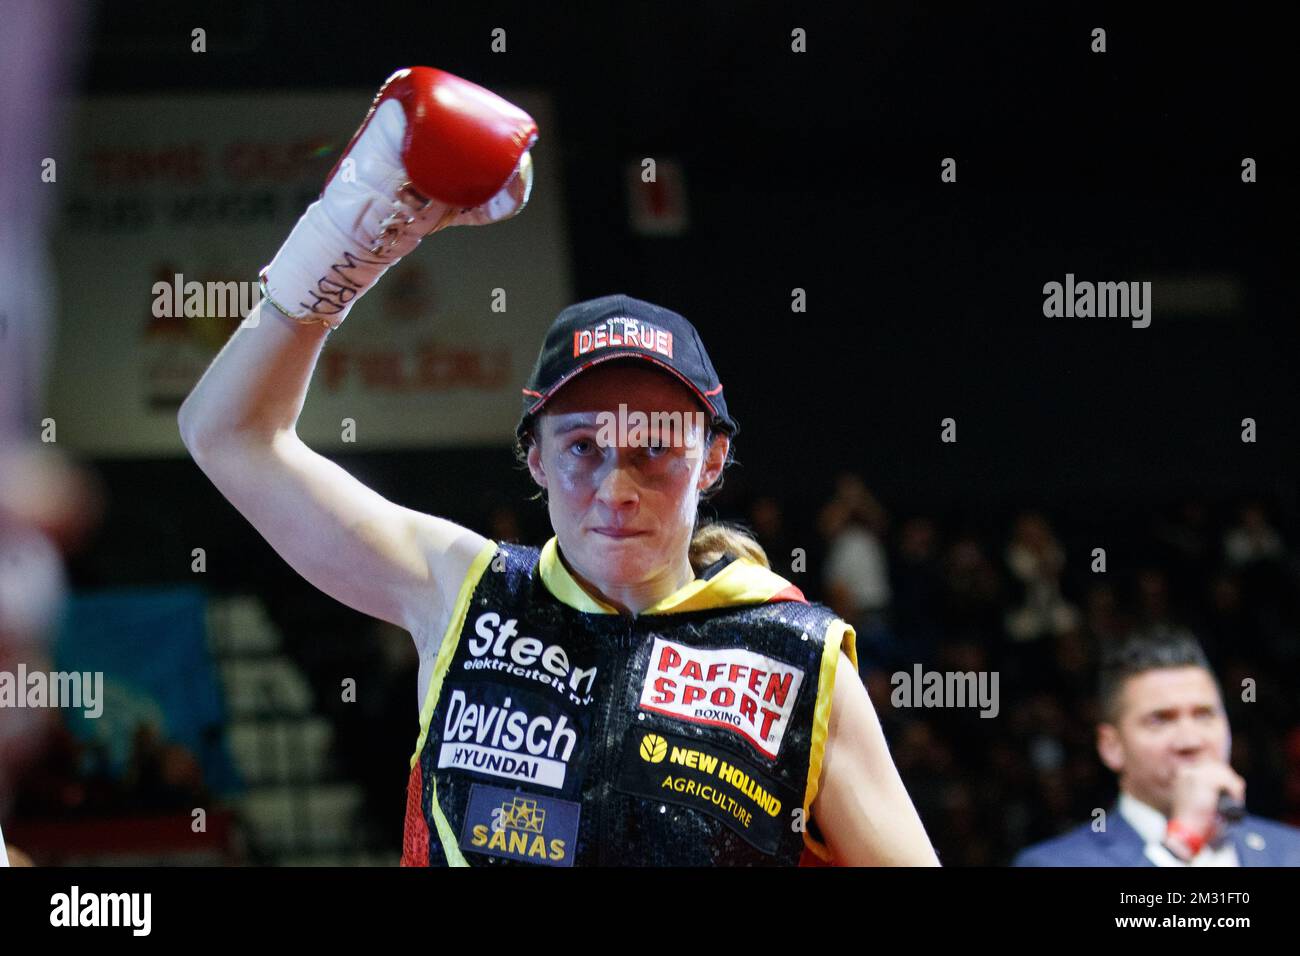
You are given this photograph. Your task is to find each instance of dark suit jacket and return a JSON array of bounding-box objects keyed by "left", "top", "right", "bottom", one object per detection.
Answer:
[{"left": 1013, "top": 804, "right": 1300, "bottom": 866}]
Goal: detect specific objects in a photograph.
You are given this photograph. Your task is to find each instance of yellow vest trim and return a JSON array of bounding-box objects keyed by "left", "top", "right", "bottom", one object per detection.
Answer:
[
  {"left": 412, "top": 535, "right": 840, "bottom": 865},
  {"left": 538, "top": 534, "right": 799, "bottom": 614},
  {"left": 801, "top": 618, "right": 858, "bottom": 862},
  {"left": 409, "top": 536, "right": 499, "bottom": 867},
  {"left": 538, "top": 536, "right": 620, "bottom": 613}
]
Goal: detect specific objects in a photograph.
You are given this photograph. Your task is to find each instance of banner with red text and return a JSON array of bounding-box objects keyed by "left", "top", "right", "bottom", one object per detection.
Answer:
[{"left": 47, "top": 89, "right": 572, "bottom": 455}]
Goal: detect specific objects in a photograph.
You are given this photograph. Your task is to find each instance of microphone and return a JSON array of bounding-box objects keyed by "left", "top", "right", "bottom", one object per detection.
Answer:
[{"left": 1217, "top": 791, "right": 1246, "bottom": 822}]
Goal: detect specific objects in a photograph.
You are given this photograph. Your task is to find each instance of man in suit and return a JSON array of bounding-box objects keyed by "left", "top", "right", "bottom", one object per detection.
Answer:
[{"left": 1014, "top": 631, "right": 1300, "bottom": 866}]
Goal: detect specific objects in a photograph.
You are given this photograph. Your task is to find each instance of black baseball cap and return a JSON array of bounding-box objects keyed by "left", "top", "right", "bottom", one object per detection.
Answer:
[{"left": 516, "top": 294, "right": 738, "bottom": 440}]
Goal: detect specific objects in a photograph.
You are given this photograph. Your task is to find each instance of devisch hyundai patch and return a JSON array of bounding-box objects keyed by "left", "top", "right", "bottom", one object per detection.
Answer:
[
  {"left": 615, "top": 729, "right": 802, "bottom": 854},
  {"left": 637, "top": 637, "right": 806, "bottom": 759},
  {"left": 459, "top": 783, "right": 580, "bottom": 866},
  {"left": 437, "top": 682, "right": 588, "bottom": 791}
]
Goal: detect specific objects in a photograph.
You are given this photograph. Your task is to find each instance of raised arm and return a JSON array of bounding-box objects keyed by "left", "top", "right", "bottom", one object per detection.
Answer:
[
  {"left": 178, "top": 67, "right": 536, "bottom": 645},
  {"left": 177, "top": 300, "right": 489, "bottom": 641}
]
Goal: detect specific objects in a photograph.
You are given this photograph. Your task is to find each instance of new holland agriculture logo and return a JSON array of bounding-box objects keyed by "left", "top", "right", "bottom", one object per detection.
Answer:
[
  {"left": 615, "top": 730, "right": 801, "bottom": 855},
  {"left": 640, "top": 733, "right": 669, "bottom": 762}
]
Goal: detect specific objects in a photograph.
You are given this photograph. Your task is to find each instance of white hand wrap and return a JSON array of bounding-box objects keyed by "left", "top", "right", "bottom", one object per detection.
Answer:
[{"left": 259, "top": 100, "right": 458, "bottom": 330}]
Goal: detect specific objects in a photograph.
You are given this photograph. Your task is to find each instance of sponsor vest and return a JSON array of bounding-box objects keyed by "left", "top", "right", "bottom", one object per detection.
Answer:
[{"left": 401, "top": 537, "right": 857, "bottom": 867}]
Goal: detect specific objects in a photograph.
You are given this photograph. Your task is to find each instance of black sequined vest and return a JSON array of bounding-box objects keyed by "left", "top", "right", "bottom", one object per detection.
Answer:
[{"left": 401, "top": 543, "right": 843, "bottom": 866}]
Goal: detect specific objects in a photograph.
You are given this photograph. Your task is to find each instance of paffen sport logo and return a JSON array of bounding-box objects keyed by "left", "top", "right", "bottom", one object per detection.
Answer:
[
  {"left": 637, "top": 638, "right": 805, "bottom": 760},
  {"left": 437, "top": 685, "right": 582, "bottom": 789}
]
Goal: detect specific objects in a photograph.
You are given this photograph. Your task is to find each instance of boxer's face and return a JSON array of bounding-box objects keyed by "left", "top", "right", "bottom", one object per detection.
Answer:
[
  {"left": 1096, "top": 666, "right": 1231, "bottom": 813},
  {"left": 526, "top": 363, "right": 728, "bottom": 598}
]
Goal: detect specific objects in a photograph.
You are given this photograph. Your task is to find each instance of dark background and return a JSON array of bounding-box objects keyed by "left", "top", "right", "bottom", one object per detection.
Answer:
[
  {"left": 25, "top": 1, "right": 1299, "bottom": 865},
  {"left": 74, "top": 1, "right": 1297, "bottom": 571}
]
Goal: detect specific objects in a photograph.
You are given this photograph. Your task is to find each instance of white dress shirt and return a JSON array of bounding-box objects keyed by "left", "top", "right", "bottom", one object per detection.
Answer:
[
  {"left": 0, "top": 821, "right": 8, "bottom": 867},
  {"left": 1118, "top": 791, "right": 1239, "bottom": 867}
]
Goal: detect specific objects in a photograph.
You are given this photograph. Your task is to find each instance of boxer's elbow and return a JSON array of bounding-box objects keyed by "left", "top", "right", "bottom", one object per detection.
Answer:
[
  {"left": 177, "top": 396, "right": 204, "bottom": 458},
  {"left": 178, "top": 391, "right": 269, "bottom": 461},
  {"left": 178, "top": 394, "right": 222, "bottom": 461}
]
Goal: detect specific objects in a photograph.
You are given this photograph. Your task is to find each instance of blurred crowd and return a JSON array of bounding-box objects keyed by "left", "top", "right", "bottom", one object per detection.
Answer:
[
  {"left": 7, "top": 465, "right": 1297, "bottom": 867},
  {"left": 733, "top": 476, "right": 1300, "bottom": 865},
  {"left": 11, "top": 721, "right": 210, "bottom": 820},
  {"left": 273, "top": 476, "right": 1300, "bottom": 865}
]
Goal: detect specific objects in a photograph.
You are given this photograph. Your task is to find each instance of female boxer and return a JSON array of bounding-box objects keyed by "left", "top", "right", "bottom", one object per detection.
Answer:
[{"left": 179, "top": 67, "right": 937, "bottom": 866}]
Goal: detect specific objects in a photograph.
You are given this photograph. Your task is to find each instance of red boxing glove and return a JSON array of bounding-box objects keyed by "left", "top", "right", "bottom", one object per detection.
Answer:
[
  {"left": 328, "top": 66, "right": 537, "bottom": 209},
  {"left": 260, "top": 67, "right": 538, "bottom": 329}
]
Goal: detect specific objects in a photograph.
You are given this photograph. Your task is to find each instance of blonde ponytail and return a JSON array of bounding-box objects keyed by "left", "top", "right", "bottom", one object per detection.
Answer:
[{"left": 689, "top": 520, "right": 769, "bottom": 573}]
